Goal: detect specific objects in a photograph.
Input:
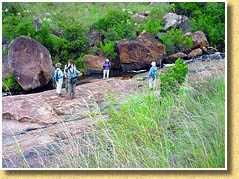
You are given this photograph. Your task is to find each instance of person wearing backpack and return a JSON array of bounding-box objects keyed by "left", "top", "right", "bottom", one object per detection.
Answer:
[
  {"left": 64, "top": 59, "right": 81, "bottom": 99},
  {"left": 103, "top": 59, "right": 111, "bottom": 79},
  {"left": 54, "top": 63, "right": 64, "bottom": 97},
  {"left": 148, "top": 61, "right": 158, "bottom": 90}
]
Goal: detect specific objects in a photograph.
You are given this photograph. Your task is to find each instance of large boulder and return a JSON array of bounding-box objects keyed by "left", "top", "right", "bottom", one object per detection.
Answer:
[
  {"left": 165, "top": 52, "right": 187, "bottom": 64},
  {"left": 116, "top": 32, "right": 166, "bottom": 71},
  {"left": 8, "top": 36, "right": 55, "bottom": 91},
  {"left": 163, "top": 13, "right": 190, "bottom": 32},
  {"left": 85, "top": 55, "right": 106, "bottom": 72},
  {"left": 184, "top": 31, "right": 209, "bottom": 50}
]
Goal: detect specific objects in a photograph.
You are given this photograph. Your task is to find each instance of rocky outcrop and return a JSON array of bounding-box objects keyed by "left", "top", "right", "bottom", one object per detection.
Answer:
[
  {"left": 163, "top": 13, "right": 190, "bottom": 32},
  {"left": 85, "top": 55, "right": 106, "bottom": 72},
  {"left": 184, "top": 31, "right": 209, "bottom": 50},
  {"left": 188, "top": 48, "right": 203, "bottom": 58},
  {"left": 116, "top": 32, "right": 166, "bottom": 71},
  {"left": 8, "top": 36, "right": 55, "bottom": 91},
  {"left": 166, "top": 52, "right": 187, "bottom": 64},
  {"left": 2, "top": 58, "right": 225, "bottom": 168}
]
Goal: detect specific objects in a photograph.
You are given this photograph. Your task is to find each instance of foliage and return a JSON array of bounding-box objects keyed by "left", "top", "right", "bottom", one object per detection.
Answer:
[
  {"left": 103, "top": 20, "right": 136, "bottom": 42},
  {"left": 138, "top": 19, "right": 163, "bottom": 37},
  {"left": 74, "top": 55, "right": 87, "bottom": 71},
  {"left": 171, "top": 2, "right": 225, "bottom": 49},
  {"left": 100, "top": 41, "right": 117, "bottom": 60},
  {"left": 2, "top": 4, "right": 90, "bottom": 71},
  {"left": 93, "top": 8, "right": 131, "bottom": 33},
  {"left": 160, "top": 28, "right": 192, "bottom": 55},
  {"left": 2, "top": 74, "right": 22, "bottom": 91},
  {"left": 160, "top": 58, "right": 188, "bottom": 96},
  {"left": 147, "top": 5, "right": 169, "bottom": 23},
  {"left": 89, "top": 75, "right": 224, "bottom": 168}
]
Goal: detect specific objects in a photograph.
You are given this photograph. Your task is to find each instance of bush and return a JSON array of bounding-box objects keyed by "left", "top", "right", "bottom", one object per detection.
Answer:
[
  {"left": 93, "top": 8, "right": 131, "bottom": 33},
  {"left": 100, "top": 41, "right": 117, "bottom": 60},
  {"left": 160, "top": 58, "right": 188, "bottom": 96},
  {"left": 171, "top": 2, "right": 225, "bottom": 50},
  {"left": 160, "top": 28, "right": 192, "bottom": 55},
  {"left": 138, "top": 19, "right": 163, "bottom": 37},
  {"left": 2, "top": 74, "right": 22, "bottom": 91},
  {"left": 104, "top": 20, "right": 136, "bottom": 42}
]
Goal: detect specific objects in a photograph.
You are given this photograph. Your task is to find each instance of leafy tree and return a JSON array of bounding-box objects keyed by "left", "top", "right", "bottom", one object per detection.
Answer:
[{"left": 160, "top": 58, "right": 188, "bottom": 96}]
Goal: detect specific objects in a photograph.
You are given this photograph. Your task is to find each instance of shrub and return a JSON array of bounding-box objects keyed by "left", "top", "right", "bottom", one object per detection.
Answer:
[
  {"left": 2, "top": 74, "right": 22, "bottom": 91},
  {"left": 93, "top": 8, "right": 131, "bottom": 33},
  {"left": 74, "top": 55, "right": 87, "bottom": 71},
  {"left": 171, "top": 2, "right": 225, "bottom": 50},
  {"left": 100, "top": 41, "right": 117, "bottom": 60},
  {"left": 104, "top": 20, "right": 136, "bottom": 42},
  {"left": 160, "top": 58, "right": 188, "bottom": 96},
  {"left": 138, "top": 19, "right": 163, "bottom": 37},
  {"left": 161, "top": 28, "right": 192, "bottom": 55}
]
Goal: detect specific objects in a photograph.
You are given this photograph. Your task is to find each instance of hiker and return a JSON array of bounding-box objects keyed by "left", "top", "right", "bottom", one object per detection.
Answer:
[
  {"left": 54, "top": 63, "right": 64, "bottom": 97},
  {"left": 103, "top": 59, "right": 111, "bottom": 79},
  {"left": 64, "top": 59, "right": 81, "bottom": 99},
  {"left": 148, "top": 61, "right": 158, "bottom": 90}
]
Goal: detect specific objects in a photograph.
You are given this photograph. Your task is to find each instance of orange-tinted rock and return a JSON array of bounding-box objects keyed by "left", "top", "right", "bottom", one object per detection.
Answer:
[
  {"left": 116, "top": 32, "right": 166, "bottom": 71},
  {"left": 184, "top": 31, "right": 209, "bottom": 50},
  {"left": 188, "top": 48, "right": 203, "bottom": 58},
  {"left": 85, "top": 55, "right": 106, "bottom": 71},
  {"left": 8, "top": 36, "right": 54, "bottom": 91},
  {"left": 166, "top": 52, "right": 187, "bottom": 64}
]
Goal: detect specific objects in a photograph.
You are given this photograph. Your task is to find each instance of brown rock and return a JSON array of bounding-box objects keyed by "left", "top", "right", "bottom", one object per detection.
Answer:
[
  {"left": 8, "top": 36, "right": 55, "bottom": 91},
  {"left": 188, "top": 48, "right": 203, "bottom": 58},
  {"left": 85, "top": 55, "right": 106, "bottom": 71},
  {"left": 116, "top": 32, "right": 166, "bottom": 71},
  {"left": 184, "top": 31, "right": 209, "bottom": 50},
  {"left": 166, "top": 52, "right": 187, "bottom": 64}
]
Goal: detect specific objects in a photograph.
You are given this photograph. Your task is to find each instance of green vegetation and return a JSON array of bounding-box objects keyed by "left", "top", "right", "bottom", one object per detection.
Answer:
[
  {"left": 171, "top": 2, "right": 225, "bottom": 50},
  {"left": 95, "top": 75, "right": 225, "bottom": 168},
  {"left": 45, "top": 74, "right": 224, "bottom": 168},
  {"left": 160, "top": 58, "right": 188, "bottom": 96},
  {"left": 161, "top": 28, "right": 193, "bottom": 55},
  {"left": 100, "top": 41, "right": 117, "bottom": 60},
  {"left": 2, "top": 74, "right": 22, "bottom": 91}
]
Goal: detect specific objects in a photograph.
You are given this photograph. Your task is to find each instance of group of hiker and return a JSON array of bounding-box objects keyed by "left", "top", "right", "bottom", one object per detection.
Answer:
[{"left": 54, "top": 59, "right": 158, "bottom": 99}]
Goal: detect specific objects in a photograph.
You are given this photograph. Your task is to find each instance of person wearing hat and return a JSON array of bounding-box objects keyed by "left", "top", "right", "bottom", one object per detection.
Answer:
[
  {"left": 64, "top": 59, "right": 81, "bottom": 99},
  {"left": 54, "top": 62, "right": 64, "bottom": 97},
  {"left": 148, "top": 61, "right": 158, "bottom": 90},
  {"left": 103, "top": 59, "right": 111, "bottom": 79}
]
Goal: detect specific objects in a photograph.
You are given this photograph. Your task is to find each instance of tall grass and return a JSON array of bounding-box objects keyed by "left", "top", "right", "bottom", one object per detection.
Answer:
[{"left": 43, "top": 74, "right": 225, "bottom": 168}]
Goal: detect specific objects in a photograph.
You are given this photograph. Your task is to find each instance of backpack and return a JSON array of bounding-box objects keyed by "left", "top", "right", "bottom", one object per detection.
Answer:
[
  {"left": 54, "top": 70, "right": 59, "bottom": 82},
  {"left": 69, "top": 69, "right": 78, "bottom": 84},
  {"left": 151, "top": 68, "right": 158, "bottom": 79}
]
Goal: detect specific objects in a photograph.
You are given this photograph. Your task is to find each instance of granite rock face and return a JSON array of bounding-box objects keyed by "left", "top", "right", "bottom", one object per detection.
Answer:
[{"left": 8, "top": 36, "right": 55, "bottom": 91}]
